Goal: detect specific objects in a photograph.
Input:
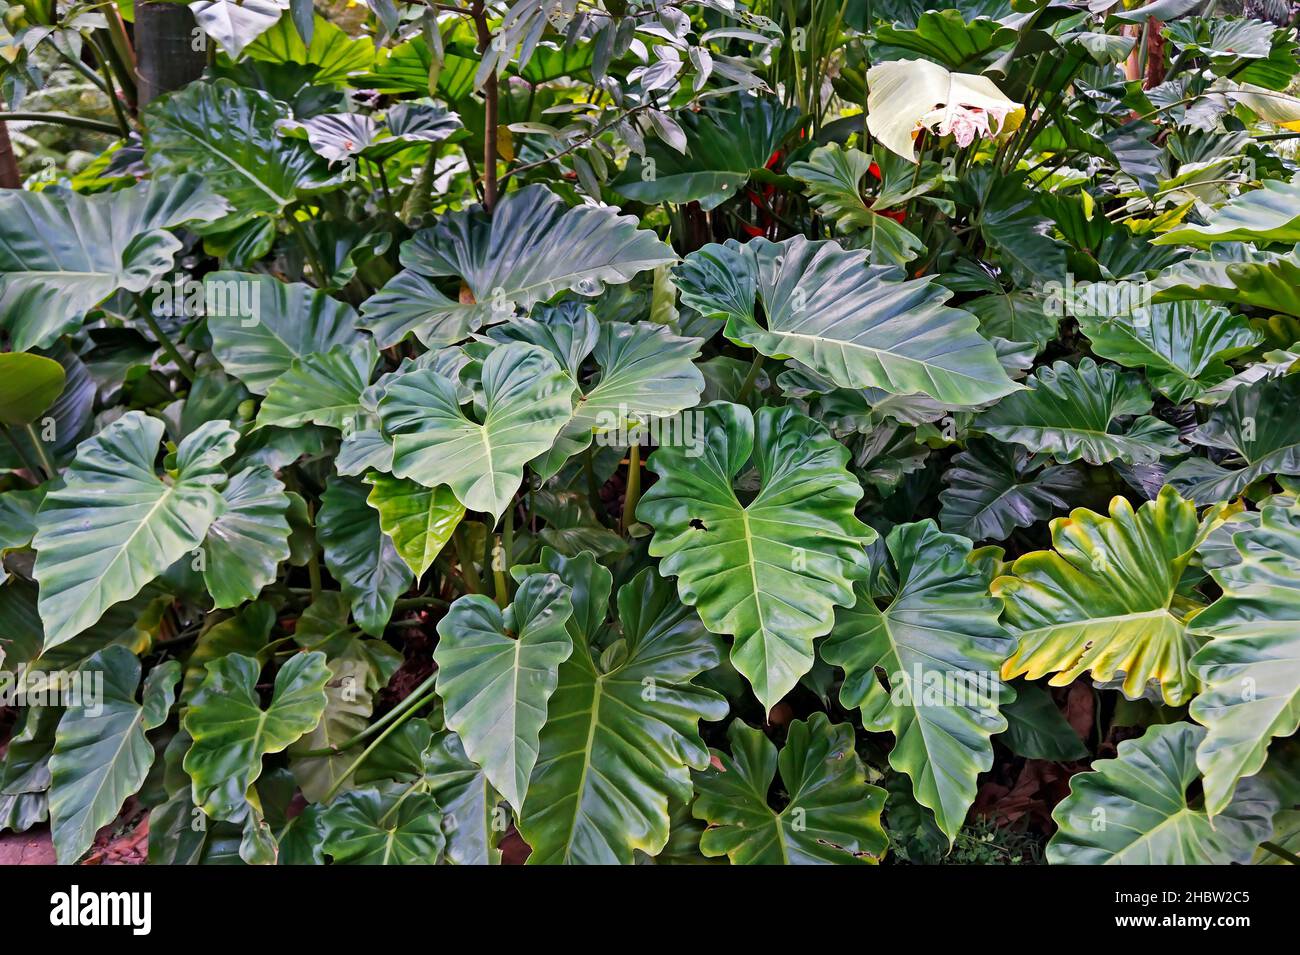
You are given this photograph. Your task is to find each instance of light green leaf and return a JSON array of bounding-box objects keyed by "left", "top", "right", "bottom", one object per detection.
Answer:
[
  {"left": 33, "top": 413, "right": 237, "bottom": 649},
  {"left": 359, "top": 184, "right": 674, "bottom": 348},
  {"left": 692, "top": 714, "right": 888, "bottom": 864},
  {"left": 824, "top": 522, "right": 1013, "bottom": 842},
  {"left": 434, "top": 573, "right": 573, "bottom": 812},
  {"left": 48, "top": 647, "right": 179, "bottom": 864},
  {"left": 379, "top": 342, "right": 575, "bottom": 521},
  {"left": 202, "top": 466, "right": 292, "bottom": 608},
  {"left": 318, "top": 477, "right": 413, "bottom": 635},
  {"left": 0, "top": 353, "right": 66, "bottom": 427},
  {"left": 1154, "top": 175, "right": 1300, "bottom": 247},
  {"left": 364, "top": 472, "right": 464, "bottom": 578},
  {"left": 1047, "top": 723, "right": 1277, "bottom": 864},
  {"left": 638, "top": 402, "right": 874, "bottom": 712},
  {"left": 0, "top": 175, "right": 228, "bottom": 351},
  {"left": 254, "top": 340, "right": 378, "bottom": 431},
  {"left": 206, "top": 271, "right": 363, "bottom": 395},
  {"left": 996, "top": 486, "right": 1208, "bottom": 706},
  {"left": 183, "top": 651, "right": 330, "bottom": 824},
  {"left": 675, "top": 236, "right": 1017, "bottom": 406},
  {"left": 972, "top": 358, "right": 1183, "bottom": 466},
  {"left": 1189, "top": 503, "right": 1300, "bottom": 816},
  {"left": 518, "top": 562, "right": 727, "bottom": 864},
  {"left": 321, "top": 785, "right": 445, "bottom": 864}
]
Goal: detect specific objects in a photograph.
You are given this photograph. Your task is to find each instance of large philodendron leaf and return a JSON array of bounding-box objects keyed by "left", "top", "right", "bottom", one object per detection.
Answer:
[
  {"left": 1076, "top": 301, "right": 1261, "bottom": 403},
  {"left": 317, "top": 477, "right": 413, "bottom": 636},
  {"left": 517, "top": 559, "right": 728, "bottom": 864},
  {"left": 1188, "top": 503, "right": 1300, "bottom": 816},
  {"left": 205, "top": 272, "right": 363, "bottom": 395},
  {"left": 1154, "top": 244, "right": 1300, "bottom": 319},
  {"left": 364, "top": 473, "right": 464, "bottom": 578},
  {"left": 143, "top": 79, "right": 337, "bottom": 231},
  {"left": 611, "top": 95, "right": 803, "bottom": 211},
  {"left": 1153, "top": 175, "right": 1300, "bottom": 247},
  {"left": 320, "top": 786, "right": 445, "bottom": 864},
  {"left": 1047, "top": 723, "right": 1277, "bottom": 864},
  {"left": 675, "top": 236, "right": 1016, "bottom": 407},
  {"left": 33, "top": 413, "right": 238, "bottom": 649},
  {"left": 0, "top": 175, "right": 229, "bottom": 351},
  {"left": 1167, "top": 374, "right": 1300, "bottom": 504},
  {"left": 202, "top": 466, "right": 292, "bottom": 608},
  {"left": 996, "top": 486, "right": 1208, "bottom": 706},
  {"left": 972, "top": 358, "right": 1183, "bottom": 465},
  {"left": 48, "top": 647, "right": 180, "bottom": 864},
  {"left": 823, "top": 522, "right": 1014, "bottom": 842},
  {"left": 638, "top": 402, "right": 874, "bottom": 712},
  {"left": 434, "top": 574, "right": 574, "bottom": 813},
  {"left": 378, "top": 342, "right": 575, "bottom": 521},
  {"left": 254, "top": 340, "right": 379, "bottom": 431},
  {"left": 183, "top": 651, "right": 330, "bottom": 825},
  {"left": 938, "top": 439, "right": 1084, "bottom": 542},
  {"left": 0, "top": 352, "right": 65, "bottom": 427},
  {"left": 491, "top": 306, "right": 706, "bottom": 479},
  {"left": 865, "top": 58, "right": 1024, "bottom": 161},
  {"left": 692, "top": 714, "right": 888, "bottom": 865},
  {"left": 359, "top": 185, "right": 675, "bottom": 348}
]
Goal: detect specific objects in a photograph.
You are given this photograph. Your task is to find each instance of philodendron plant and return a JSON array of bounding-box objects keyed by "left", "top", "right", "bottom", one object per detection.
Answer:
[{"left": 1, "top": 0, "right": 1299, "bottom": 867}]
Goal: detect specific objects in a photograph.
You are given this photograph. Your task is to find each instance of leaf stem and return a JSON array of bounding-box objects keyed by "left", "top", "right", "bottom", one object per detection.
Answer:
[
  {"left": 737, "top": 353, "right": 766, "bottom": 403},
  {"left": 1260, "top": 841, "right": 1300, "bottom": 865},
  {"left": 133, "top": 293, "right": 196, "bottom": 382},
  {"left": 323, "top": 677, "right": 439, "bottom": 801},
  {"left": 23, "top": 423, "right": 56, "bottom": 480},
  {"left": 621, "top": 442, "right": 641, "bottom": 533},
  {"left": 0, "top": 112, "right": 122, "bottom": 135},
  {"left": 452, "top": 525, "right": 481, "bottom": 594}
]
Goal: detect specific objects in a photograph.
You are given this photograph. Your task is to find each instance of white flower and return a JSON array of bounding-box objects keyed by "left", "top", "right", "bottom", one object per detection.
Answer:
[{"left": 931, "top": 102, "right": 1013, "bottom": 147}]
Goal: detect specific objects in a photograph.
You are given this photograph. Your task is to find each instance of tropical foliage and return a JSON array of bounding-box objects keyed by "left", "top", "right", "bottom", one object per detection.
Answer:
[{"left": 1, "top": 0, "right": 1300, "bottom": 866}]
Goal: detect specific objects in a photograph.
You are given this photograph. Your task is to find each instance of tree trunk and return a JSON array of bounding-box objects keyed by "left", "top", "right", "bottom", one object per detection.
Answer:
[
  {"left": 134, "top": 2, "right": 207, "bottom": 109},
  {"left": 0, "top": 121, "right": 20, "bottom": 188}
]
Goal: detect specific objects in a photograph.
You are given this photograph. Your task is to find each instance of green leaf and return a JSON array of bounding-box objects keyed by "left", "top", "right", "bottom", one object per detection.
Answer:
[
  {"left": 787, "top": 144, "right": 923, "bottom": 266},
  {"left": 823, "top": 522, "right": 1013, "bottom": 842},
  {"left": 966, "top": 171, "right": 1067, "bottom": 284},
  {"left": 674, "top": 236, "right": 1017, "bottom": 406},
  {"left": 972, "top": 358, "right": 1183, "bottom": 465},
  {"left": 318, "top": 477, "right": 413, "bottom": 635},
  {"left": 434, "top": 574, "right": 573, "bottom": 812},
  {"left": 143, "top": 79, "right": 337, "bottom": 231},
  {"left": 870, "top": 10, "right": 1016, "bottom": 69},
  {"left": 998, "top": 682, "right": 1089, "bottom": 761},
  {"left": 183, "top": 651, "right": 330, "bottom": 825},
  {"left": 638, "top": 402, "right": 874, "bottom": 712},
  {"left": 202, "top": 466, "right": 292, "bottom": 608},
  {"left": 996, "top": 486, "right": 1208, "bottom": 706},
  {"left": 1168, "top": 374, "right": 1300, "bottom": 504},
  {"left": 1047, "top": 723, "right": 1276, "bottom": 864},
  {"left": 1154, "top": 176, "right": 1300, "bottom": 248},
  {"left": 254, "top": 340, "right": 378, "bottom": 431},
  {"left": 379, "top": 342, "right": 575, "bottom": 521},
  {"left": 364, "top": 473, "right": 464, "bottom": 578},
  {"left": 288, "top": 639, "right": 381, "bottom": 802},
  {"left": 494, "top": 310, "right": 705, "bottom": 479},
  {"left": 243, "top": 14, "right": 377, "bottom": 84},
  {"left": 1189, "top": 503, "right": 1300, "bottom": 816},
  {"left": 206, "top": 271, "right": 363, "bottom": 395},
  {"left": 518, "top": 563, "right": 728, "bottom": 864},
  {"left": 359, "top": 185, "right": 674, "bottom": 348},
  {"left": 1154, "top": 244, "right": 1300, "bottom": 319},
  {"left": 939, "top": 438, "right": 1083, "bottom": 542},
  {"left": 48, "top": 647, "right": 179, "bottom": 864},
  {"left": 611, "top": 95, "right": 803, "bottom": 211},
  {"left": 692, "top": 714, "right": 888, "bottom": 864},
  {"left": 424, "top": 729, "right": 500, "bottom": 865},
  {"left": 321, "top": 785, "right": 445, "bottom": 864},
  {"left": 33, "top": 413, "right": 238, "bottom": 649},
  {"left": 0, "top": 175, "right": 228, "bottom": 351},
  {"left": 0, "top": 352, "right": 65, "bottom": 427},
  {"left": 1077, "top": 301, "right": 1261, "bottom": 403}
]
